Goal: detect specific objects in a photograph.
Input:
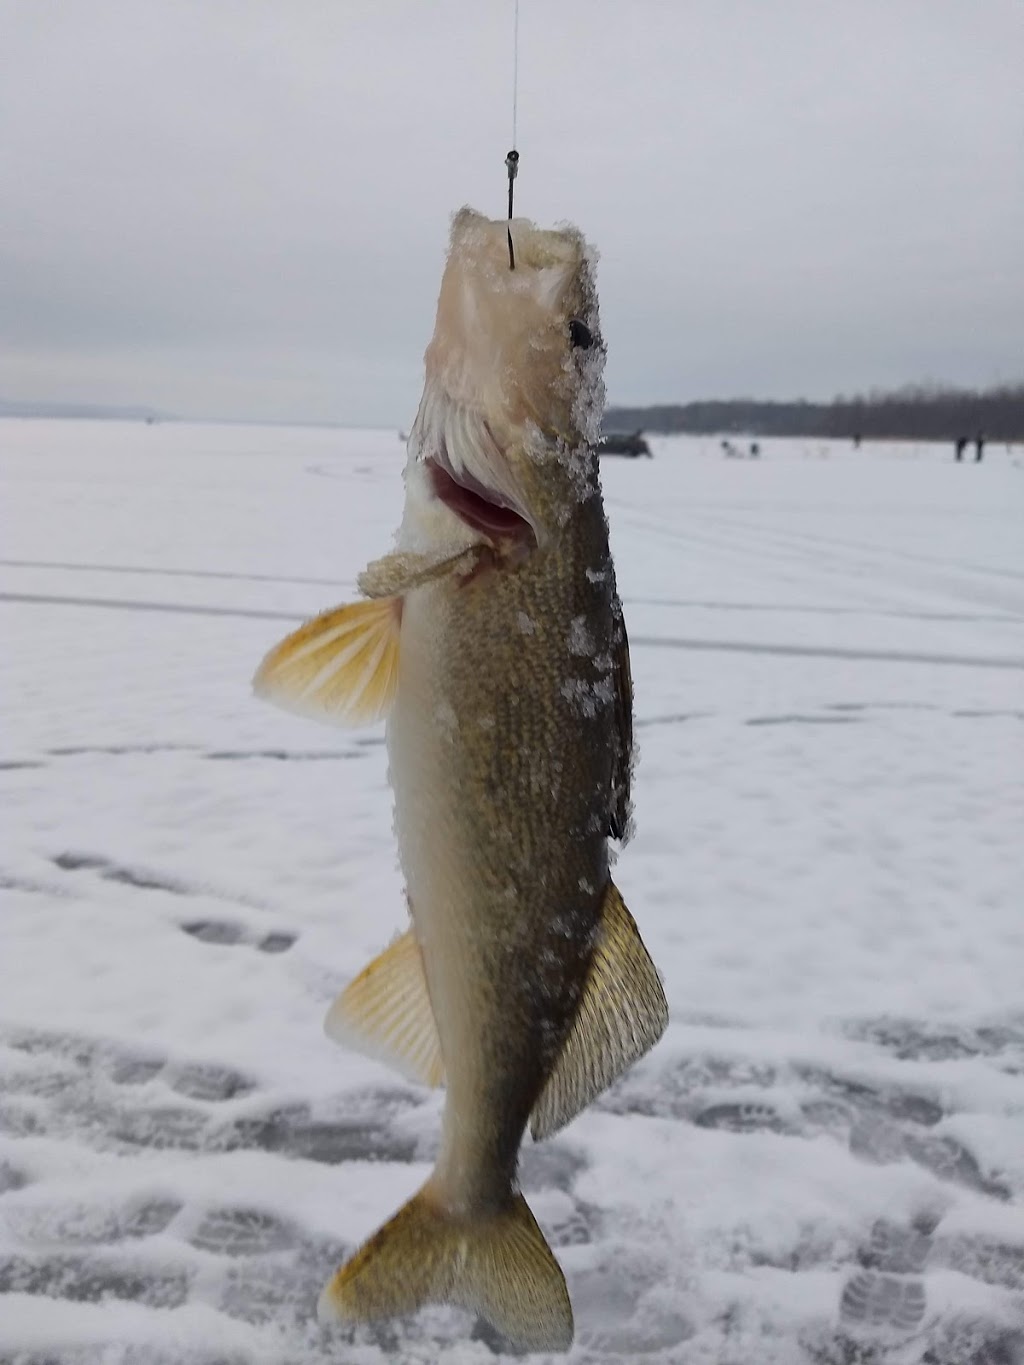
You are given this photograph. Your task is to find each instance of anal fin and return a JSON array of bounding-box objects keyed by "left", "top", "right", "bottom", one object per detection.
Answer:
[
  {"left": 530, "top": 880, "right": 668, "bottom": 1141},
  {"left": 325, "top": 929, "right": 444, "bottom": 1088},
  {"left": 253, "top": 596, "right": 400, "bottom": 727}
]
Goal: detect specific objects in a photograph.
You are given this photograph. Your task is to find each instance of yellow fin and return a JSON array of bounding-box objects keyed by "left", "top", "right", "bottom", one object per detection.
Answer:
[
  {"left": 252, "top": 597, "right": 400, "bottom": 726},
  {"left": 318, "top": 1182, "right": 573, "bottom": 1352},
  {"left": 530, "top": 880, "right": 668, "bottom": 1141},
  {"left": 324, "top": 929, "right": 444, "bottom": 1088}
]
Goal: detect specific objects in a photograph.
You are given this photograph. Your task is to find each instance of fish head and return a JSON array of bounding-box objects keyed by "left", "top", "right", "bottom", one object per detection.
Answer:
[{"left": 403, "top": 207, "right": 605, "bottom": 555}]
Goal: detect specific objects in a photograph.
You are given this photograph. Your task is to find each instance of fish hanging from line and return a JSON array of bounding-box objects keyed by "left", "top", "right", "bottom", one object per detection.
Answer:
[{"left": 254, "top": 207, "right": 668, "bottom": 1353}]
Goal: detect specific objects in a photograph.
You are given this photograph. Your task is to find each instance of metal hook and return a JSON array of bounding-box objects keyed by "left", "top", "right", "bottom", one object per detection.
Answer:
[{"left": 505, "top": 149, "right": 519, "bottom": 270}]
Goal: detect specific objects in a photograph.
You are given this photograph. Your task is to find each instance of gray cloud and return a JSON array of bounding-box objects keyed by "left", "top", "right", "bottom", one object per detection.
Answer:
[{"left": 2, "top": 0, "right": 1022, "bottom": 423}]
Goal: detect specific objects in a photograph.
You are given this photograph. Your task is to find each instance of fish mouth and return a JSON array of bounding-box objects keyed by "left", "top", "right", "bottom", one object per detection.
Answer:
[{"left": 427, "top": 453, "right": 535, "bottom": 544}]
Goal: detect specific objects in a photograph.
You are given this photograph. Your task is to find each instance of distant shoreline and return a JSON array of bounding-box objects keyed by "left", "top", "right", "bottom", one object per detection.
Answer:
[
  {"left": 606, "top": 384, "right": 1024, "bottom": 443},
  {"left": 0, "top": 407, "right": 398, "bottom": 433},
  {"left": 4, "top": 379, "right": 1022, "bottom": 442}
]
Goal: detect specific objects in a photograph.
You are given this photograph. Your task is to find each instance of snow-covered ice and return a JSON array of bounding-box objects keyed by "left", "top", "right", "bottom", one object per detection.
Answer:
[{"left": 1, "top": 419, "right": 1022, "bottom": 1363}]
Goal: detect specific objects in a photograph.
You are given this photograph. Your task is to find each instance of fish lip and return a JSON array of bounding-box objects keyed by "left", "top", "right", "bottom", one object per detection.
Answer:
[{"left": 426, "top": 453, "right": 536, "bottom": 545}]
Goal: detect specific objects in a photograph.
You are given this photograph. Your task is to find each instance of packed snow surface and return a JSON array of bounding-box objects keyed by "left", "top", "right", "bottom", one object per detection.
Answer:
[{"left": 1, "top": 420, "right": 1022, "bottom": 1364}]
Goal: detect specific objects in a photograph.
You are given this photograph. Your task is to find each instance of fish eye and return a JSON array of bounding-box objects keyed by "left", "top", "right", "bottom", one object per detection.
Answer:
[{"left": 569, "top": 319, "right": 593, "bottom": 350}]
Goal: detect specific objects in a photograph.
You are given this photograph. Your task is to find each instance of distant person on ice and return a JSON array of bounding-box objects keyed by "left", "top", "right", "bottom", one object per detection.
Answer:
[
  {"left": 975, "top": 433, "right": 985, "bottom": 463},
  {"left": 955, "top": 436, "right": 968, "bottom": 462}
]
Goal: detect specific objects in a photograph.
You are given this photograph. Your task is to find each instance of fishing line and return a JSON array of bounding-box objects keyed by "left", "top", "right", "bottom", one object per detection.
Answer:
[
  {"left": 506, "top": 0, "right": 519, "bottom": 269},
  {"left": 512, "top": 0, "right": 519, "bottom": 147}
]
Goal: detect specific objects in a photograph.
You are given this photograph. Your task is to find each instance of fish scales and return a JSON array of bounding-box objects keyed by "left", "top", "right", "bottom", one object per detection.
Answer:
[
  {"left": 253, "top": 207, "right": 666, "bottom": 1352},
  {"left": 391, "top": 495, "right": 619, "bottom": 1198}
]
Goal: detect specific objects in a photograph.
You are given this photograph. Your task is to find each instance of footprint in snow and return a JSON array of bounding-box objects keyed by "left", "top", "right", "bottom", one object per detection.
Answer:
[
  {"left": 0, "top": 1163, "right": 29, "bottom": 1194},
  {"left": 920, "top": 1323, "right": 1024, "bottom": 1365},
  {"left": 0, "top": 1251, "right": 191, "bottom": 1308},
  {"left": 222, "top": 1096, "right": 422, "bottom": 1165},
  {"left": 837, "top": 1212, "right": 935, "bottom": 1340},
  {"left": 4, "top": 1198, "right": 181, "bottom": 1247},
  {"left": 930, "top": 1232, "right": 1024, "bottom": 1294},
  {"left": 849, "top": 1114, "right": 1010, "bottom": 1200},
  {"left": 180, "top": 917, "right": 297, "bottom": 953},
  {"left": 851, "top": 1014, "right": 1024, "bottom": 1064},
  {"left": 798, "top": 1064, "right": 945, "bottom": 1128},
  {"left": 165, "top": 1062, "right": 257, "bottom": 1101},
  {"left": 217, "top": 1234, "right": 348, "bottom": 1328},
  {"left": 694, "top": 1100, "right": 790, "bottom": 1134},
  {"left": 839, "top": 1269, "right": 928, "bottom": 1334},
  {"left": 187, "top": 1206, "right": 302, "bottom": 1257},
  {"left": 570, "top": 1251, "right": 695, "bottom": 1355},
  {"left": 50, "top": 852, "right": 297, "bottom": 950}
]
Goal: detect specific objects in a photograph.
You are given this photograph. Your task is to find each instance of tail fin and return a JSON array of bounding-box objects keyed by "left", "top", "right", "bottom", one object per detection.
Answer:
[{"left": 317, "top": 1182, "right": 573, "bottom": 1352}]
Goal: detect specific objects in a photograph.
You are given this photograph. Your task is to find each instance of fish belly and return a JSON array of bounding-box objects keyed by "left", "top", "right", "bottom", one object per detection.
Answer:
[{"left": 387, "top": 571, "right": 609, "bottom": 1205}]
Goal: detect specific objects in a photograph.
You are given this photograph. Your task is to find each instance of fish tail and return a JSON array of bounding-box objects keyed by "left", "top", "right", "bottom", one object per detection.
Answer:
[{"left": 317, "top": 1180, "right": 573, "bottom": 1352}]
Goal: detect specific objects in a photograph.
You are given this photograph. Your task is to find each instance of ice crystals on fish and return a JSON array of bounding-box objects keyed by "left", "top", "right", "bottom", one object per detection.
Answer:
[{"left": 253, "top": 207, "right": 665, "bottom": 1353}]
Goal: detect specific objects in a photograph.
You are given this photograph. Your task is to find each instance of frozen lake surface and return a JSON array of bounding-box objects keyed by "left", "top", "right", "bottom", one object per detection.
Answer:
[{"left": 1, "top": 419, "right": 1022, "bottom": 1363}]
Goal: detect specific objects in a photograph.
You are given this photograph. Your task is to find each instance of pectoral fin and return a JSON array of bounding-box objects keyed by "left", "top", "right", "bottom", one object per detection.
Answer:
[
  {"left": 324, "top": 929, "right": 444, "bottom": 1088},
  {"left": 358, "top": 545, "right": 486, "bottom": 599},
  {"left": 530, "top": 881, "right": 668, "bottom": 1141},
  {"left": 252, "top": 596, "right": 400, "bottom": 726}
]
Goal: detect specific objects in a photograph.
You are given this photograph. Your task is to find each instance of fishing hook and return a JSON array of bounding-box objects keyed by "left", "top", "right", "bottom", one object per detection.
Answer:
[{"left": 506, "top": 148, "right": 519, "bottom": 270}]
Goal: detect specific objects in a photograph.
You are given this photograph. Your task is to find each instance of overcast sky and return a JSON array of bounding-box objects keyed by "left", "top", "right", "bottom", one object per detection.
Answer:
[{"left": 2, "top": 1, "right": 1022, "bottom": 425}]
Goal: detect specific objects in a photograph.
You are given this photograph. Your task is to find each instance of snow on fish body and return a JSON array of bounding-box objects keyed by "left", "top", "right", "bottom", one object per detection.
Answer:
[{"left": 254, "top": 208, "right": 667, "bottom": 1351}]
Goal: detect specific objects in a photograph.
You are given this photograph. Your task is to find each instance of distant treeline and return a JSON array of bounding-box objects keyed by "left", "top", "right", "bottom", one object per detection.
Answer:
[{"left": 605, "top": 384, "right": 1024, "bottom": 443}]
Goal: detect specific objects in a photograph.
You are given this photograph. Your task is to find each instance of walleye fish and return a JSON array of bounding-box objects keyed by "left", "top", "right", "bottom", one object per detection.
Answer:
[{"left": 254, "top": 208, "right": 667, "bottom": 1352}]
